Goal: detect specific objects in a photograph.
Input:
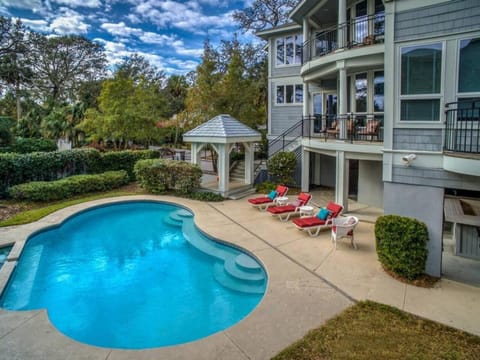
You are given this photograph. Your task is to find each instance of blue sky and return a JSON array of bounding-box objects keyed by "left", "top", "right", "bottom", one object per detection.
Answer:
[{"left": 0, "top": 0, "right": 257, "bottom": 75}]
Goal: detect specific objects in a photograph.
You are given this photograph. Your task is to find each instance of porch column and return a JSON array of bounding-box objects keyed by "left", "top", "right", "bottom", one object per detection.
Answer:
[
  {"left": 338, "top": 61, "right": 347, "bottom": 139},
  {"left": 303, "top": 82, "right": 310, "bottom": 117},
  {"left": 303, "top": 17, "right": 310, "bottom": 64},
  {"left": 190, "top": 143, "right": 204, "bottom": 166},
  {"left": 244, "top": 143, "right": 254, "bottom": 184},
  {"left": 301, "top": 148, "right": 310, "bottom": 192},
  {"left": 335, "top": 150, "right": 348, "bottom": 211},
  {"left": 338, "top": 0, "right": 347, "bottom": 48},
  {"left": 216, "top": 143, "right": 230, "bottom": 196}
]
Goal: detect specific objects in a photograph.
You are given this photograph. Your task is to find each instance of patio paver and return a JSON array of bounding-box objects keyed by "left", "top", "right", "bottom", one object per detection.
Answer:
[{"left": 0, "top": 195, "right": 479, "bottom": 359}]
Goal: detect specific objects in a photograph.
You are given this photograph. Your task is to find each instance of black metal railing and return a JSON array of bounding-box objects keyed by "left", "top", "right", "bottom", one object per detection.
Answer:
[
  {"left": 445, "top": 99, "right": 480, "bottom": 153},
  {"left": 267, "top": 113, "right": 384, "bottom": 157},
  {"left": 303, "top": 13, "right": 385, "bottom": 63},
  {"left": 303, "top": 113, "right": 384, "bottom": 142},
  {"left": 268, "top": 120, "right": 304, "bottom": 157}
]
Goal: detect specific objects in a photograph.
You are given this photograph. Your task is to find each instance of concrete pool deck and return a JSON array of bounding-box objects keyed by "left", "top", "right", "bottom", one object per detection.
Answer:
[{"left": 0, "top": 195, "right": 479, "bottom": 359}]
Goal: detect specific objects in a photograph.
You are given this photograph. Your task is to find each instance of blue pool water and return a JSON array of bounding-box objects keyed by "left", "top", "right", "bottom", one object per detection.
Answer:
[{"left": 0, "top": 201, "right": 267, "bottom": 349}]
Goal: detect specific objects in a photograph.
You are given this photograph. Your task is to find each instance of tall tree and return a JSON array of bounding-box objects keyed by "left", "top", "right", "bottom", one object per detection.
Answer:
[
  {"left": 0, "top": 17, "right": 33, "bottom": 120},
  {"left": 184, "top": 39, "right": 221, "bottom": 126},
  {"left": 29, "top": 34, "right": 107, "bottom": 107},
  {"left": 164, "top": 74, "right": 188, "bottom": 117},
  {"left": 78, "top": 56, "right": 168, "bottom": 148},
  {"left": 233, "top": 0, "right": 298, "bottom": 32},
  {"left": 116, "top": 53, "right": 165, "bottom": 86}
]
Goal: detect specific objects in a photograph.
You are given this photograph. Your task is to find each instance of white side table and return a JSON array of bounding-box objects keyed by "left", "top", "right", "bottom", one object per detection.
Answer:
[
  {"left": 299, "top": 205, "right": 314, "bottom": 217},
  {"left": 276, "top": 196, "right": 289, "bottom": 206}
]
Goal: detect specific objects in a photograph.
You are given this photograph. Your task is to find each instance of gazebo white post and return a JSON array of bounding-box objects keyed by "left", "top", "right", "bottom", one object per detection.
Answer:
[
  {"left": 190, "top": 143, "right": 198, "bottom": 165},
  {"left": 243, "top": 142, "right": 254, "bottom": 185},
  {"left": 216, "top": 143, "right": 231, "bottom": 196}
]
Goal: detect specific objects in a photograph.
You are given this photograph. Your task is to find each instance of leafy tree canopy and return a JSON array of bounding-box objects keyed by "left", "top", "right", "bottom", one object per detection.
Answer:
[{"left": 233, "top": 0, "right": 298, "bottom": 33}]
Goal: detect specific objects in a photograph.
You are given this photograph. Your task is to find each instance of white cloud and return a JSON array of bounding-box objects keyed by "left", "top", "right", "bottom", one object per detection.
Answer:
[
  {"left": 49, "top": 8, "right": 90, "bottom": 34},
  {"left": 133, "top": 0, "right": 236, "bottom": 35},
  {"left": 0, "top": 0, "right": 43, "bottom": 10},
  {"left": 101, "top": 21, "right": 142, "bottom": 37},
  {"left": 52, "top": 0, "right": 101, "bottom": 8},
  {"left": 18, "top": 18, "right": 50, "bottom": 32}
]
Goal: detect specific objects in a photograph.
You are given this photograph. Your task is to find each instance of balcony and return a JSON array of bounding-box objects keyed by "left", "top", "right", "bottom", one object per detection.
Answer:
[
  {"left": 303, "top": 114, "right": 384, "bottom": 143},
  {"left": 443, "top": 99, "right": 480, "bottom": 176},
  {"left": 303, "top": 13, "right": 385, "bottom": 64}
]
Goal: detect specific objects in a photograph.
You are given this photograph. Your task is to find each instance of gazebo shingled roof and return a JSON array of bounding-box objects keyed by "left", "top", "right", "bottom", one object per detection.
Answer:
[{"left": 183, "top": 114, "right": 261, "bottom": 142}]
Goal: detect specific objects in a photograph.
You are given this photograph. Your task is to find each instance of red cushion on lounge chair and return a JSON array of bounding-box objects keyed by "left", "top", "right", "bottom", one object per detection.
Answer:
[
  {"left": 276, "top": 185, "right": 288, "bottom": 196},
  {"left": 326, "top": 202, "right": 343, "bottom": 218},
  {"left": 248, "top": 197, "right": 273, "bottom": 205},
  {"left": 267, "top": 205, "right": 296, "bottom": 214},
  {"left": 298, "top": 192, "right": 311, "bottom": 205},
  {"left": 292, "top": 216, "right": 325, "bottom": 228}
]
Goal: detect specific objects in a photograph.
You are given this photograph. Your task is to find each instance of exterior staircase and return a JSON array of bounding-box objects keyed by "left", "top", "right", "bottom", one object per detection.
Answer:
[{"left": 164, "top": 209, "right": 267, "bottom": 294}]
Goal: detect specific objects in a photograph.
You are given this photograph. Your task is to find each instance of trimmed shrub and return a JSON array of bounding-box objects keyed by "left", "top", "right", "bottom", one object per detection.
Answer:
[
  {"left": 11, "top": 138, "right": 57, "bottom": 153},
  {"left": 9, "top": 170, "right": 129, "bottom": 201},
  {"left": 375, "top": 215, "right": 429, "bottom": 280},
  {"left": 94, "top": 149, "right": 160, "bottom": 180},
  {"left": 268, "top": 151, "right": 297, "bottom": 185},
  {"left": 134, "top": 159, "right": 202, "bottom": 194},
  {"left": 0, "top": 148, "right": 159, "bottom": 196}
]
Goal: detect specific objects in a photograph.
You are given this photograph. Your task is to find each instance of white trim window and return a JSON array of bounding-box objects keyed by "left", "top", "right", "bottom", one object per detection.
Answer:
[
  {"left": 400, "top": 43, "right": 443, "bottom": 122},
  {"left": 457, "top": 37, "right": 480, "bottom": 99},
  {"left": 276, "top": 84, "right": 303, "bottom": 105},
  {"left": 275, "top": 34, "right": 303, "bottom": 66}
]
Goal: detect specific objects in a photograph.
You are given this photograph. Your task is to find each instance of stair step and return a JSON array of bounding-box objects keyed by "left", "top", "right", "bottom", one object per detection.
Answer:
[
  {"left": 235, "top": 254, "right": 262, "bottom": 272},
  {"left": 175, "top": 209, "right": 193, "bottom": 218},
  {"left": 213, "top": 263, "right": 266, "bottom": 294},
  {"left": 224, "top": 257, "right": 265, "bottom": 282},
  {"left": 163, "top": 216, "right": 182, "bottom": 227},
  {"left": 182, "top": 220, "right": 231, "bottom": 260}
]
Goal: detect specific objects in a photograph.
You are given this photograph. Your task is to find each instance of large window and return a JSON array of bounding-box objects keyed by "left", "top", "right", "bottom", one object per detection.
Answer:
[
  {"left": 355, "top": 73, "right": 367, "bottom": 112},
  {"left": 400, "top": 43, "right": 442, "bottom": 121},
  {"left": 458, "top": 37, "right": 480, "bottom": 94},
  {"left": 276, "top": 35, "right": 303, "bottom": 66},
  {"left": 374, "top": 71, "right": 384, "bottom": 112},
  {"left": 276, "top": 84, "right": 303, "bottom": 104}
]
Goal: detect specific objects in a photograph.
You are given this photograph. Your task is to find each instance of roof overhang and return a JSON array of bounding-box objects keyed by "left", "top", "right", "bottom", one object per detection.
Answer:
[
  {"left": 183, "top": 135, "right": 261, "bottom": 144},
  {"left": 256, "top": 23, "right": 302, "bottom": 39}
]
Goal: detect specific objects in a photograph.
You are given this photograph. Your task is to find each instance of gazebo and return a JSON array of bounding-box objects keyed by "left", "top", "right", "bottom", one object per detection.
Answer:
[{"left": 183, "top": 114, "right": 262, "bottom": 197}]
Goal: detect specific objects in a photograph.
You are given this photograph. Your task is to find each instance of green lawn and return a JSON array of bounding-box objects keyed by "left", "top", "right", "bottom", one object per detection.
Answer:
[
  {"left": 274, "top": 301, "right": 480, "bottom": 360},
  {"left": 0, "top": 186, "right": 146, "bottom": 227}
]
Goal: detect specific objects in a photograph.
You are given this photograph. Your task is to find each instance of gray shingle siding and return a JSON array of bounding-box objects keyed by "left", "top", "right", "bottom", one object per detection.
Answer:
[
  {"left": 392, "top": 128, "right": 443, "bottom": 151},
  {"left": 272, "top": 65, "right": 302, "bottom": 78},
  {"left": 395, "top": 0, "right": 480, "bottom": 42},
  {"left": 392, "top": 165, "right": 480, "bottom": 191},
  {"left": 270, "top": 105, "right": 303, "bottom": 136}
]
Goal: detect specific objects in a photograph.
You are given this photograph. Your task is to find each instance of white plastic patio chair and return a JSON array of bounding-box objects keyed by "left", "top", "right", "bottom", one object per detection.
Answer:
[{"left": 331, "top": 216, "right": 359, "bottom": 249}]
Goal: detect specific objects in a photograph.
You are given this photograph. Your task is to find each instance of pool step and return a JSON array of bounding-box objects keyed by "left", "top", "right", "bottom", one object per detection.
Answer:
[
  {"left": 182, "top": 220, "right": 231, "bottom": 260},
  {"left": 224, "top": 256, "right": 264, "bottom": 282},
  {"left": 164, "top": 210, "right": 193, "bottom": 227},
  {"left": 213, "top": 263, "right": 266, "bottom": 295},
  {"left": 235, "top": 254, "right": 263, "bottom": 273}
]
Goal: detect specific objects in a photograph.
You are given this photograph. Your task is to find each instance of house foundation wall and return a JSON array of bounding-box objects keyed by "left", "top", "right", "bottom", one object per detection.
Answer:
[{"left": 384, "top": 182, "right": 444, "bottom": 277}]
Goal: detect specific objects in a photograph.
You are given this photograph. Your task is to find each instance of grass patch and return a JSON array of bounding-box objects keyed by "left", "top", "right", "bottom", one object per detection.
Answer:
[
  {"left": 0, "top": 184, "right": 147, "bottom": 227},
  {"left": 274, "top": 301, "right": 480, "bottom": 360}
]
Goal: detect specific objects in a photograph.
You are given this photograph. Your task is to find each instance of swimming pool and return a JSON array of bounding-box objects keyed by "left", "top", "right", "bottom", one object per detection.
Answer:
[{"left": 0, "top": 201, "right": 267, "bottom": 349}]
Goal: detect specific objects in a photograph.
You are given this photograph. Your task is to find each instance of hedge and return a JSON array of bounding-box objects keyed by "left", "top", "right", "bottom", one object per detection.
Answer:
[
  {"left": 134, "top": 159, "right": 202, "bottom": 194},
  {"left": 375, "top": 215, "right": 429, "bottom": 280},
  {"left": 0, "top": 148, "right": 159, "bottom": 196},
  {"left": 11, "top": 138, "right": 57, "bottom": 153},
  {"left": 9, "top": 170, "right": 130, "bottom": 201}
]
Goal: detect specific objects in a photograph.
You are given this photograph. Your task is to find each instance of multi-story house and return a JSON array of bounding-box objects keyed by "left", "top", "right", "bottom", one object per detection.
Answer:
[{"left": 257, "top": 0, "right": 480, "bottom": 279}]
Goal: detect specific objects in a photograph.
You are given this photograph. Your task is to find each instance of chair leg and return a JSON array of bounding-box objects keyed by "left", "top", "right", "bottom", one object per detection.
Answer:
[{"left": 351, "top": 234, "right": 357, "bottom": 250}]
